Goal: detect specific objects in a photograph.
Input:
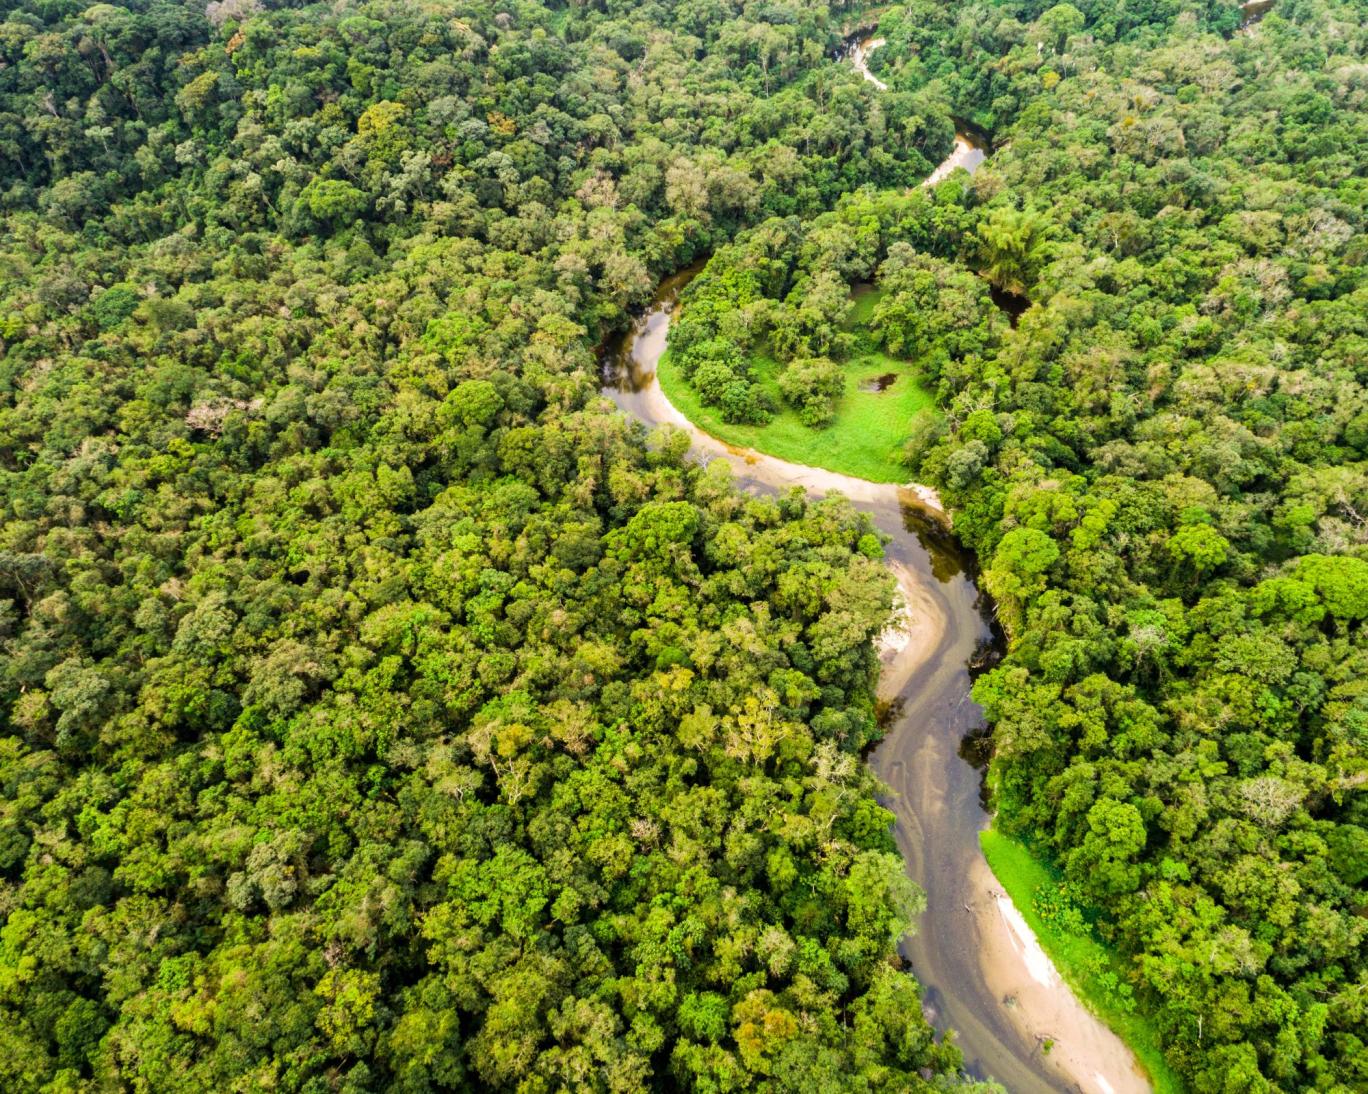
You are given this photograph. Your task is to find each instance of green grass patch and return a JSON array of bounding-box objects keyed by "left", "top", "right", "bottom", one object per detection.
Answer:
[
  {"left": 848, "top": 282, "right": 885, "bottom": 327},
  {"left": 658, "top": 349, "right": 932, "bottom": 483},
  {"left": 979, "top": 828, "right": 1186, "bottom": 1094},
  {"left": 657, "top": 284, "right": 935, "bottom": 483}
]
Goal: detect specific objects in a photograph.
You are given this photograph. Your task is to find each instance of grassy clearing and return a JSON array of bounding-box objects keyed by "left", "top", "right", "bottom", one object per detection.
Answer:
[
  {"left": 657, "top": 284, "right": 936, "bottom": 483},
  {"left": 979, "top": 828, "right": 1186, "bottom": 1094},
  {"left": 658, "top": 349, "right": 931, "bottom": 483},
  {"left": 848, "top": 281, "right": 884, "bottom": 326}
]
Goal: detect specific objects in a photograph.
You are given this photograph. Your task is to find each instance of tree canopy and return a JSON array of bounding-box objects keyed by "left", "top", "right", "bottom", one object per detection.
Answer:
[
  {"left": 0, "top": 0, "right": 989, "bottom": 1089},
  {"left": 2, "top": 0, "right": 1365, "bottom": 1089},
  {"left": 862, "top": 0, "right": 1368, "bottom": 1088}
]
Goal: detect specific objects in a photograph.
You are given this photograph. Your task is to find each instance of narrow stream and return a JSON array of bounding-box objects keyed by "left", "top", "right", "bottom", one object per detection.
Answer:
[
  {"left": 844, "top": 31, "right": 889, "bottom": 90},
  {"left": 841, "top": 30, "right": 988, "bottom": 181},
  {"left": 597, "top": 39, "right": 1154, "bottom": 1092}
]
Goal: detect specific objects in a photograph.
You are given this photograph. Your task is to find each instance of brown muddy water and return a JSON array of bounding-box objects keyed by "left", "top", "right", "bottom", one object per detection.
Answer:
[
  {"left": 861, "top": 372, "right": 899, "bottom": 392},
  {"left": 599, "top": 266, "right": 1150, "bottom": 1093},
  {"left": 593, "top": 43, "right": 1155, "bottom": 1090}
]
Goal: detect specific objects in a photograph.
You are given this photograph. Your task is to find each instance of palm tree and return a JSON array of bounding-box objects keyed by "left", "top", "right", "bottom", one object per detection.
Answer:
[{"left": 975, "top": 205, "right": 1058, "bottom": 297}]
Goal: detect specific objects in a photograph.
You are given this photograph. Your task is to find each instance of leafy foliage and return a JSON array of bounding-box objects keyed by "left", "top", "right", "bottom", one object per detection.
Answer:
[
  {"left": 866, "top": 0, "right": 1368, "bottom": 1088},
  {"left": 671, "top": 191, "right": 998, "bottom": 428},
  {"left": 0, "top": 0, "right": 989, "bottom": 1089}
]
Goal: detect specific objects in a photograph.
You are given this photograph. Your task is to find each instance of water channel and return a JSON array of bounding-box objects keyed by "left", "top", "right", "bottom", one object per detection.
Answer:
[{"left": 598, "top": 31, "right": 1154, "bottom": 1094}]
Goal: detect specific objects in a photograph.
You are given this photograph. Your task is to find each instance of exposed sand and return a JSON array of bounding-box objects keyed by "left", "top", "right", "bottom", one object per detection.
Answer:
[
  {"left": 876, "top": 558, "right": 947, "bottom": 702},
  {"left": 970, "top": 855, "right": 1151, "bottom": 1093},
  {"left": 850, "top": 35, "right": 889, "bottom": 90},
  {"left": 604, "top": 290, "right": 1152, "bottom": 1093},
  {"left": 603, "top": 293, "right": 943, "bottom": 513},
  {"left": 923, "top": 136, "right": 988, "bottom": 186},
  {"left": 849, "top": 33, "right": 988, "bottom": 187}
]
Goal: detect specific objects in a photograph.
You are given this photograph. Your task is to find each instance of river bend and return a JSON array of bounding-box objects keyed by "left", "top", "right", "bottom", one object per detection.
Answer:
[{"left": 599, "top": 36, "right": 1154, "bottom": 1091}]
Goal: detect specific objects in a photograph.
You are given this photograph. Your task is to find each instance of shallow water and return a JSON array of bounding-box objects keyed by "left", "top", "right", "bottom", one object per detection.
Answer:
[
  {"left": 596, "top": 46, "right": 1152, "bottom": 1090},
  {"left": 841, "top": 29, "right": 990, "bottom": 182},
  {"left": 600, "top": 273, "right": 1150, "bottom": 1093},
  {"left": 849, "top": 34, "right": 889, "bottom": 90},
  {"left": 861, "top": 372, "right": 899, "bottom": 392}
]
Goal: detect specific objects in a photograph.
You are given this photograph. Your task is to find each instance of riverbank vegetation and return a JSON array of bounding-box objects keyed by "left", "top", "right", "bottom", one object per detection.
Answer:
[
  {"left": 659, "top": 348, "right": 933, "bottom": 483},
  {"left": 656, "top": 276, "right": 941, "bottom": 481},
  {"left": 663, "top": 201, "right": 995, "bottom": 479},
  {"left": 2, "top": 0, "right": 1364, "bottom": 1088},
  {"left": 980, "top": 828, "right": 1184, "bottom": 1094},
  {"left": 0, "top": 0, "right": 994, "bottom": 1089},
  {"left": 872, "top": 0, "right": 1366, "bottom": 1089},
  {"left": 660, "top": 0, "right": 1368, "bottom": 1086}
]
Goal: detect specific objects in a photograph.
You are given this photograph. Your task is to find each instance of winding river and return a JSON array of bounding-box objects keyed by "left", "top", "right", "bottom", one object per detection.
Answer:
[
  {"left": 598, "top": 34, "right": 1153, "bottom": 1094},
  {"left": 843, "top": 31, "right": 988, "bottom": 182},
  {"left": 1240, "top": 0, "right": 1275, "bottom": 28}
]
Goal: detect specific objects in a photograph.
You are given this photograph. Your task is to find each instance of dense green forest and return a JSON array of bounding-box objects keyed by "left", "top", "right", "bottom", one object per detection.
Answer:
[
  {"left": 0, "top": 0, "right": 979, "bottom": 1089},
  {"left": 874, "top": 0, "right": 1366, "bottom": 1089},
  {"left": 2, "top": 0, "right": 1366, "bottom": 1090},
  {"left": 716, "top": 0, "right": 1368, "bottom": 1088},
  {"left": 662, "top": 0, "right": 1368, "bottom": 1088}
]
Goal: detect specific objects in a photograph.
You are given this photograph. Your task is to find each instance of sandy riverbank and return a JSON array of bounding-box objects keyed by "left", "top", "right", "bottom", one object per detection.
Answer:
[
  {"left": 849, "top": 35, "right": 888, "bottom": 90},
  {"left": 971, "top": 853, "right": 1151, "bottom": 1093},
  {"left": 600, "top": 45, "right": 1154, "bottom": 1084},
  {"left": 603, "top": 282, "right": 1152, "bottom": 1093}
]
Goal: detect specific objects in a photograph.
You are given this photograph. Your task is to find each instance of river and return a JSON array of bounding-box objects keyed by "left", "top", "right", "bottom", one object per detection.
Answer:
[
  {"left": 598, "top": 40, "right": 1153, "bottom": 1092},
  {"left": 841, "top": 31, "right": 988, "bottom": 182}
]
